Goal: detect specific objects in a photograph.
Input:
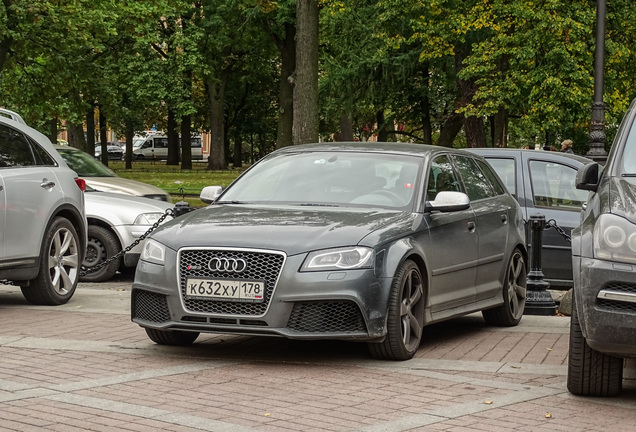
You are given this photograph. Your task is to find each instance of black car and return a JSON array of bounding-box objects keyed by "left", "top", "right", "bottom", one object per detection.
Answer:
[
  {"left": 468, "top": 148, "right": 592, "bottom": 289},
  {"left": 95, "top": 143, "right": 124, "bottom": 161},
  {"left": 568, "top": 98, "right": 636, "bottom": 396},
  {"left": 132, "top": 142, "right": 527, "bottom": 361}
]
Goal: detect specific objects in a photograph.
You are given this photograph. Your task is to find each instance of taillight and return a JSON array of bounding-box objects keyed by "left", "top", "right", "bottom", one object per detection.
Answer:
[{"left": 75, "top": 178, "right": 86, "bottom": 192}]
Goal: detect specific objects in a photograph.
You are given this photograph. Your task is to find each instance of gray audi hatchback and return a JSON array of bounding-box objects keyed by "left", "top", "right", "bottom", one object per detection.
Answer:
[{"left": 132, "top": 143, "right": 527, "bottom": 360}]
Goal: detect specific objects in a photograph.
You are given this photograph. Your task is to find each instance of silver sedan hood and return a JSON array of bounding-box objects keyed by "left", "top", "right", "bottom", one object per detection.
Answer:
[
  {"left": 84, "top": 191, "right": 173, "bottom": 225},
  {"left": 83, "top": 176, "right": 169, "bottom": 200}
]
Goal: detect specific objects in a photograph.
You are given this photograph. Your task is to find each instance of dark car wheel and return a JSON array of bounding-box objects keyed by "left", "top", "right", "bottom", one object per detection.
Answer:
[
  {"left": 567, "top": 294, "right": 623, "bottom": 396},
  {"left": 482, "top": 248, "right": 526, "bottom": 326},
  {"left": 80, "top": 225, "right": 121, "bottom": 282},
  {"left": 21, "top": 217, "right": 80, "bottom": 305},
  {"left": 368, "top": 260, "right": 425, "bottom": 361},
  {"left": 145, "top": 328, "right": 200, "bottom": 345}
]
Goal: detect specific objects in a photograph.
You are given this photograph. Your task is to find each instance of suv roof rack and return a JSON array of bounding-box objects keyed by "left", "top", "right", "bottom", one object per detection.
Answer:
[{"left": 0, "top": 108, "right": 26, "bottom": 125}]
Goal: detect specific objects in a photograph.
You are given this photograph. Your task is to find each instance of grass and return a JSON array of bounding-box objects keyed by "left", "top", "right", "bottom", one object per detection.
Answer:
[{"left": 108, "top": 161, "right": 246, "bottom": 207}]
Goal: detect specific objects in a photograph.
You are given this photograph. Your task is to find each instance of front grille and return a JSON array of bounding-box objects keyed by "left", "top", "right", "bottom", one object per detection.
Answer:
[
  {"left": 132, "top": 290, "right": 171, "bottom": 323},
  {"left": 179, "top": 249, "right": 285, "bottom": 316},
  {"left": 604, "top": 283, "right": 636, "bottom": 294},
  {"left": 287, "top": 301, "right": 367, "bottom": 333}
]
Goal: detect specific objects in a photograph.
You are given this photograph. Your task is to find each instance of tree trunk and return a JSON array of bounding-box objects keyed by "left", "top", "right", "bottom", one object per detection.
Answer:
[
  {"left": 48, "top": 118, "right": 57, "bottom": 144},
  {"left": 421, "top": 63, "right": 433, "bottom": 145},
  {"left": 437, "top": 113, "right": 464, "bottom": 148},
  {"left": 376, "top": 110, "right": 389, "bottom": 142},
  {"left": 464, "top": 116, "right": 486, "bottom": 148},
  {"left": 125, "top": 122, "right": 134, "bottom": 169},
  {"left": 339, "top": 114, "right": 353, "bottom": 141},
  {"left": 86, "top": 107, "right": 96, "bottom": 157},
  {"left": 493, "top": 108, "right": 508, "bottom": 148},
  {"left": 180, "top": 114, "right": 192, "bottom": 170},
  {"left": 167, "top": 108, "right": 180, "bottom": 165},
  {"left": 293, "top": 0, "right": 319, "bottom": 145},
  {"left": 206, "top": 78, "right": 227, "bottom": 170},
  {"left": 99, "top": 108, "right": 108, "bottom": 166},
  {"left": 233, "top": 132, "right": 243, "bottom": 168},
  {"left": 67, "top": 121, "right": 86, "bottom": 151},
  {"left": 276, "top": 22, "right": 296, "bottom": 149}
]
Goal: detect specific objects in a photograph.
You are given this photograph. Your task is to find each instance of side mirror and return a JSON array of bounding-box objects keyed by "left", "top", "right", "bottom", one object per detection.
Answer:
[
  {"left": 575, "top": 162, "right": 600, "bottom": 192},
  {"left": 425, "top": 191, "right": 470, "bottom": 212},
  {"left": 200, "top": 186, "right": 223, "bottom": 204}
]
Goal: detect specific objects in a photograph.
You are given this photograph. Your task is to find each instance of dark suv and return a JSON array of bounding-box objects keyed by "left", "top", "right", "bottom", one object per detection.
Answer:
[
  {"left": 568, "top": 98, "right": 636, "bottom": 396},
  {"left": 0, "top": 109, "right": 87, "bottom": 305}
]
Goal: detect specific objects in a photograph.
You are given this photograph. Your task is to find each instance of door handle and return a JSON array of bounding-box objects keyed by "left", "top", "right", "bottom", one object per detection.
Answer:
[
  {"left": 467, "top": 221, "right": 476, "bottom": 232},
  {"left": 0, "top": 185, "right": 3, "bottom": 191},
  {"left": 40, "top": 180, "right": 55, "bottom": 189},
  {"left": 501, "top": 214, "right": 508, "bottom": 224}
]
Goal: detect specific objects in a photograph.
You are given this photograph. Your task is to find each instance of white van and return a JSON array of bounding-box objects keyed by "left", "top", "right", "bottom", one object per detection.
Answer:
[{"left": 132, "top": 133, "right": 203, "bottom": 160}]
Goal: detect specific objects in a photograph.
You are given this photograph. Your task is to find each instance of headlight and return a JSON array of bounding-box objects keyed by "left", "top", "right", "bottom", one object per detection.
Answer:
[
  {"left": 140, "top": 238, "right": 166, "bottom": 265},
  {"left": 593, "top": 213, "right": 636, "bottom": 264},
  {"left": 133, "top": 212, "right": 165, "bottom": 225},
  {"left": 300, "top": 246, "right": 374, "bottom": 271}
]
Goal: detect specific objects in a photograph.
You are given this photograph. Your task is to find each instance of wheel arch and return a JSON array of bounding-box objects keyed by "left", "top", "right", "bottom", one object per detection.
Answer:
[
  {"left": 52, "top": 203, "right": 87, "bottom": 261},
  {"left": 86, "top": 217, "right": 123, "bottom": 249}
]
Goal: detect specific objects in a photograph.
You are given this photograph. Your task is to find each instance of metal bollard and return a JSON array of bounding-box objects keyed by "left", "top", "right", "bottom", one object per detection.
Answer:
[
  {"left": 524, "top": 214, "right": 557, "bottom": 315},
  {"left": 173, "top": 201, "right": 194, "bottom": 218}
]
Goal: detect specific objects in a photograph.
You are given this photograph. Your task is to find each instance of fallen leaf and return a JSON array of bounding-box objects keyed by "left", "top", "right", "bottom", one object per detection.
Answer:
[
  {"left": 545, "top": 412, "right": 552, "bottom": 418},
  {"left": 510, "top": 365, "right": 521, "bottom": 369},
  {"left": 484, "top": 401, "right": 493, "bottom": 405},
  {"left": 546, "top": 348, "right": 553, "bottom": 351},
  {"left": 264, "top": 413, "right": 271, "bottom": 417}
]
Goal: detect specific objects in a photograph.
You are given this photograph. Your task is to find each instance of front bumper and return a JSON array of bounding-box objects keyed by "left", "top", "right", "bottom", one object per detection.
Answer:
[
  {"left": 573, "top": 256, "right": 636, "bottom": 358},
  {"left": 131, "top": 249, "right": 392, "bottom": 341}
]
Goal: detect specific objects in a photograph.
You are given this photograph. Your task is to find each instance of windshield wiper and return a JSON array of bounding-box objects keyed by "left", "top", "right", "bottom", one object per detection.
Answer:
[
  {"left": 215, "top": 200, "right": 249, "bottom": 204},
  {"left": 298, "top": 203, "right": 340, "bottom": 207}
]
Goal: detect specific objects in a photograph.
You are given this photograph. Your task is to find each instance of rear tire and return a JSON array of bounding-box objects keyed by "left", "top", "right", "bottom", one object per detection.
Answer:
[
  {"left": 21, "top": 217, "right": 80, "bottom": 305},
  {"left": 567, "top": 294, "right": 623, "bottom": 396},
  {"left": 368, "top": 260, "right": 425, "bottom": 360},
  {"left": 145, "top": 328, "right": 199, "bottom": 346},
  {"left": 482, "top": 248, "right": 526, "bottom": 326},
  {"left": 80, "top": 225, "right": 121, "bottom": 282}
]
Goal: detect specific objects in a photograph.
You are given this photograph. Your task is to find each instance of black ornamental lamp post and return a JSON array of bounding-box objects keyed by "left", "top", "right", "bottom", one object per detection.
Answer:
[{"left": 587, "top": 0, "right": 608, "bottom": 163}]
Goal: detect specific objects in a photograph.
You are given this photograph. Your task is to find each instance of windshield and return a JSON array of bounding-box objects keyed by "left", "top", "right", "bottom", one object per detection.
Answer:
[
  {"left": 57, "top": 148, "right": 116, "bottom": 177},
  {"left": 220, "top": 151, "right": 421, "bottom": 209}
]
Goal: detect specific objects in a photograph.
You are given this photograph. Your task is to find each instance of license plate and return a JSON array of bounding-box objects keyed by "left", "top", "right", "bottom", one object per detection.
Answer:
[{"left": 185, "top": 278, "right": 265, "bottom": 302}]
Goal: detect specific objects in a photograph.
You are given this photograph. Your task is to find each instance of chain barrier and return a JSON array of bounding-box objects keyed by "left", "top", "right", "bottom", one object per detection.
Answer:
[
  {"left": 79, "top": 207, "right": 177, "bottom": 276},
  {"left": 545, "top": 218, "right": 571, "bottom": 243}
]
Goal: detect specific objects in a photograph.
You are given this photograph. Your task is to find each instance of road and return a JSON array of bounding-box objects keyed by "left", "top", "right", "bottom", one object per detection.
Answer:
[{"left": 0, "top": 275, "right": 635, "bottom": 432}]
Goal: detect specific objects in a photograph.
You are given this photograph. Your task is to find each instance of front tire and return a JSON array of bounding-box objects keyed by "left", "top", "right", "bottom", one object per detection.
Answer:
[
  {"left": 145, "top": 328, "right": 199, "bottom": 346},
  {"left": 567, "top": 294, "right": 623, "bottom": 396},
  {"left": 21, "top": 217, "right": 80, "bottom": 305},
  {"left": 81, "top": 225, "right": 121, "bottom": 282},
  {"left": 368, "top": 260, "right": 425, "bottom": 360},
  {"left": 482, "top": 248, "right": 526, "bottom": 326}
]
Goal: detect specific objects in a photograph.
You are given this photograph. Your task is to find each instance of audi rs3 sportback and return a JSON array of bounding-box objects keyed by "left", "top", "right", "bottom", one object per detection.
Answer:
[{"left": 131, "top": 142, "right": 527, "bottom": 360}]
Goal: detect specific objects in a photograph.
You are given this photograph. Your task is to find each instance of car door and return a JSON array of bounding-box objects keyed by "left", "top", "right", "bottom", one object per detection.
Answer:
[
  {"left": 521, "top": 154, "right": 588, "bottom": 287},
  {"left": 422, "top": 154, "right": 478, "bottom": 315},
  {"left": 452, "top": 155, "right": 516, "bottom": 301},
  {"left": 0, "top": 124, "right": 62, "bottom": 264}
]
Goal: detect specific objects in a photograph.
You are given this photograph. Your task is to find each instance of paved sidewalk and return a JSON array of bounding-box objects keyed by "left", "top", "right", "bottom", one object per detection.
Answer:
[{"left": 0, "top": 278, "right": 635, "bottom": 432}]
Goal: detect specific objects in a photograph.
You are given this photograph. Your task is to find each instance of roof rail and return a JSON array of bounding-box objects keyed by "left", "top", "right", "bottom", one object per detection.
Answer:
[{"left": 0, "top": 108, "right": 26, "bottom": 125}]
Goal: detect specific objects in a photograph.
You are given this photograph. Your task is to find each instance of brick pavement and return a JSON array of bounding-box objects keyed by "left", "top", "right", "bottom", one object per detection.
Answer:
[{"left": 0, "top": 278, "right": 635, "bottom": 432}]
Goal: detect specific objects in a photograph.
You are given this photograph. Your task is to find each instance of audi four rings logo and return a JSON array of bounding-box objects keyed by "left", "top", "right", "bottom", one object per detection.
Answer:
[{"left": 208, "top": 257, "right": 247, "bottom": 273}]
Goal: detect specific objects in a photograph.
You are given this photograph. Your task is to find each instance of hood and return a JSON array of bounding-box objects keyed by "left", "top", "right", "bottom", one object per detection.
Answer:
[
  {"left": 150, "top": 204, "right": 414, "bottom": 256},
  {"left": 610, "top": 176, "right": 636, "bottom": 224},
  {"left": 83, "top": 176, "right": 170, "bottom": 200},
  {"left": 84, "top": 191, "right": 173, "bottom": 225}
]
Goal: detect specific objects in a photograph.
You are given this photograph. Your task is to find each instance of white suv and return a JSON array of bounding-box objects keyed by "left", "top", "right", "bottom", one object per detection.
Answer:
[{"left": 0, "top": 109, "right": 87, "bottom": 305}]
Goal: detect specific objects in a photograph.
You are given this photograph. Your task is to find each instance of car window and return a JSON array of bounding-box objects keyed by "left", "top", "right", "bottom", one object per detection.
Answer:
[
  {"left": 529, "top": 160, "right": 588, "bottom": 210},
  {"left": 475, "top": 159, "right": 506, "bottom": 196},
  {"left": 621, "top": 117, "right": 636, "bottom": 174},
  {"left": 426, "top": 155, "right": 460, "bottom": 200},
  {"left": 452, "top": 155, "right": 495, "bottom": 201},
  {"left": 482, "top": 157, "right": 516, "bottom": 198},
  {"left": 154, "top": 137, "right": 168, "bottom": 148},
  {"left": 220, "top": 152, "right": 420, "bottom": 209},
  {"left": 0, "top": 124, "right": 36, "bottom": 168},
  {"left": 57, "top": 148, "right": 116, "bottom": 177}
]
